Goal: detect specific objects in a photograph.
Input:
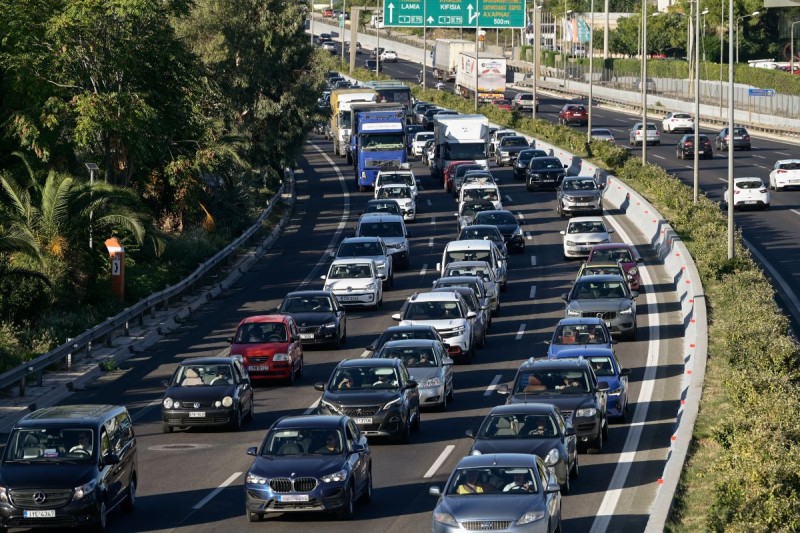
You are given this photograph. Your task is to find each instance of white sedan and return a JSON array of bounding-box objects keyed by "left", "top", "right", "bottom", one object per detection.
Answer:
[
  {"left": 322, "top": 258, "right": 384, "bottom": 309},
  {"left": 661, "top": 112, "right": 695, "bottom": 133},
  {"left": 723, "top": 177, "right": 770, "bottom": 210},
  {"left": 375, "top": 184, "right": 416, "bottom": 222},
  {"left": 560, "top": 216, "right": 614, "bottom": 259},
  {"left": 769, "top": 159, "right": 800, "bottom": 191},
  {"left": 412, "top": 132, "right": 434, "bottom": 157}
]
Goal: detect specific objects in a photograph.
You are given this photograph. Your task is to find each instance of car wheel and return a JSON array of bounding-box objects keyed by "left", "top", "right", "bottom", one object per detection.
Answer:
[
  {"left": 412, "top": 406, "right": 421, "bottom": 431},
  {"left": 341, "top": 322, "right": 347, "bottom": 342},
  {"left": 570, "top": 453, "right": 580, "bottom": 479},
  {"left": 398, "top": 414, "right": 411, "bottom": 443},
  {"left": 561, "top": 470, "right": 570, "bottom": 494},
  {"left": 296, "top": 357, "right": 304, "bottom": 379},
  {"left": 447, "top": 383, "right": 455, "bottom": 401},
  {"left": 230, "top": 406, "right": 242, "bottom": 431},
  {"left": 122, "top": 478, "right": 136, "bottom": 513},
  {"left": 626, "top": 321, "right": 638, "bottom": 341},
  {"left": 439, "top": 390, "right": 448, "bottom": 411},
  {"left": 287, "top": 363, "right": 296, "bottom": 385},
  {"left": 338, "top": 484, "right": 356, "bottom": 520},
  {"left": 479, "top": 328, "right": 486, "bottom": 348},
  {"left": 591, "top": 426, "right": 604, "bottom": 453},
  {"left": 162, "top": 422, "right": 172, "bottom": 434},
  {"left": 618, "top": 401, "right": 629, "bottom": 423},
  {"left": 360, "top": 469, "right": 373, "bottom": 503},
  {"left": 248, "top": 511, "right": 264, "bottom": 522},
  {"left": 92, "top": 500, "right": 108, "bottom": 533},
  {"left": 602, "top": 416, "right": 609, "bottom": 439},
  {"left": 245, "top": 397, "right": 255, "bottom": 422}
]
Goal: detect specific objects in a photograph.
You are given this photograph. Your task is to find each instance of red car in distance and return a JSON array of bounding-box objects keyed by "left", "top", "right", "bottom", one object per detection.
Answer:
[
  {"left": 491, "top": 99, "right": 512, "bottom": 111},
  {"left": 230, "top": 315, "right": 304, "bottom": 385},
  {"left": 558, "top": 103, "right": 589, "bottom": 126},
  {"left": 587, "top": 243, "right": 643, "bottom": 291},
  {"left": 443, "top": 160, "right": 476, "bottom": 192}
]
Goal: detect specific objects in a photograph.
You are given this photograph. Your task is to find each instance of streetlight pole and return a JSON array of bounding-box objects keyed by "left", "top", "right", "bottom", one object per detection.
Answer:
[
  {"left": 376, "top": 0, "right": 381, "bottom": 74},
  {"left": 735, "top": 11, "right": 759, "bottom": 64},
  {"left": 341, "top": 0, "right": 347, "bottom": 68},
  {"left": 475, "top": 6, "right": 481, "bottom": 113},
  {"left": 641, "top": 3, "right": 648, "bottom": 164},
  {"left": 84, "top": 163, "right": 98, "bottom": 250},
  {"left": 792, "top": 20, "right": 800, "bottom": 76},
  {"left": 422, "top": 0, "right": 427, "bottom": 88},
  {"left": 559, "top": 9, "right": 573, "bottom": 88},
  {"left": 532, "top": 4, "right": 542, "bottom": 120},
  {"left": 694, "top": 6, "right": 709, "bottom": 204},
  {"left": 727, "top": 0, "right": 734, "bottom": 260},
  {"left": 587, "top": 1, "right": 595, "bottom": 144}
]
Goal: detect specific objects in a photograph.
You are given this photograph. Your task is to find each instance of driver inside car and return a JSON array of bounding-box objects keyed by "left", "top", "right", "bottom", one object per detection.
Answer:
[
  {"left": 503, "top": 471, "right": 533, "bottom": 492},
  {"left": 69, "top": 432, "right": 92, "bottom": 454}
]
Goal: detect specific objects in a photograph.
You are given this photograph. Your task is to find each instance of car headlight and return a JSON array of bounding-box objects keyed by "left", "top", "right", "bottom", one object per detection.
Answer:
[
  {"left": 365, "top": 283, "right": 376, "bottom": 290},
  {"left": 0, "top": 487, "right": 9, "bottom": 503},
  {"left": 222, "top": 396, "right": 233, "bottom": 408},
  {"left": 620, "top": 306, "right": 633, "bottom": 315},
  {"left": 320, "top": 399, "right": 340, "bottom": 413},
  {"left": 246, "top": 473, "right": 268, "bottom": 485},
  {"left": 566, "top": 309, "right": 581, "bottom": 317},
  {"left": 423, "top": 377, "right": 442, "bottom": 388},
  {"left": 273, "top": 353, "right": 289, "bottom": 361},
  {"left": 513, "top": 227, "right": 523, "bottom": 237},
  {"left": 563, "top": 195, "right": 575, "bottom": 201},
  {"left": 163, "top": 397, "right": 174, "bottom": 409},
  {"left": 628, "top": 267, "right": 638, "bottom": 275},
  {"left": 323, "top": 284, "right": 332, "bottom": 292},
  {"left": 452, "top": 325, "right": 466, "bottom": 335},
  {"left": 517, "top": 510, "right": 546, "bottom": 525},
  {"left": 375, "top": 261, "right": 386, "bottom": 269},
  {"left": 470, "top": 449, "right": 482, "bottom": 456},
  {"left": 73, "top": 479, "right": 97, "bottom": 501},
  {"left": 433, "top": 512, "right": 459, "bottom": 526},
  {"left": 322, "top": 469, "right": 348, "bottom": 483},
  {"left": 608, "top": 387, "right": 623, "bottom": 396},
  {"left": 323, "top": 320, "right": 337, "bottom": 329},
  {"left": 566, "top": 240, "right": 576, "bottom": 246},
  {"left": 383, "top": 397, "right": 402, "bottom": 410},
  {"left": 544, "top": 448, "right": 560, "bottom": 466},
  {"left": 174, "top": 401, "right": 182, "bottom": 408},
  {"left": 575, "top": 407, "right": 597, "bottom": 418}
]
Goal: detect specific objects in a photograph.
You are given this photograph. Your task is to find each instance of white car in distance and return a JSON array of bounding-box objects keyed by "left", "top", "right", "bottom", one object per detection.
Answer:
[
  {"left": 376, "top": 168, "right": 418, "bottom": 199},
  {"left": 322, "top": 258, "right": 384, "bottom": 309},
  {"left": 723, "top": 177, "right": 770, "bottom": 210},
  {"left": 375, "top": 184, "right": 416, "bottom": 222},
  {"left": 769, "top": 159, "right": 800, "bottom": 191},
  {"left": 560, "top": 216, "right": 614, "bottom": 259},
  {"left": 590, "top": 128, "right": 616, "bottom": 143},
  {"left": 661, "top": 112, "right": 695, "bottom": 133},
  {"left": 412, "top": 132, "right": 434, "bottom": 157}
]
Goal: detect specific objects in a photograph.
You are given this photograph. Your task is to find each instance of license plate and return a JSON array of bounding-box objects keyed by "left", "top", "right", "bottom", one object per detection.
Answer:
[
  {"left": 189, "top": 411, "right": 206, "bottom": 418},
  {"left": 353, "top": 417, "right": 373, "bottom": 425},
  {"left": 248, "top": 365, "right": 269, "bottom": 371},
  {"left": 24, "top": 510, "right": 55, "bottom": 518},
  {"left": 339, "top": 295, "right": 360, "bottom": 301},
  {"left": 575, "top": 202, "right": 591, "bottom": 206},
  {"left": 299, "top": 333, "right": 314, "bottom": 340},
  {"left": 744, "top": 200, "right": 757, "bottom": 204},
  {"left": 278, "top": 494, "right": 310, "bottom": 502},
  {"left": 605, "top": 321, "right": 611, "bottom": 328},
  {"left": 543, "top": 178, "right": 554, "bottom": 182},
  {"left": 734, "top": 136, "right": 743, "bottom": 139}
]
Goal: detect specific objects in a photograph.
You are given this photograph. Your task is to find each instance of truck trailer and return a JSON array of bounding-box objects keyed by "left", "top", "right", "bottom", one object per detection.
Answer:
[
  {"left": 432, "top": 39, "right": 475, "bottom": 82},
  {"left": 454, "top": 52, "right": 507, "bottom": 102},
  {"left": 430, "top": 114, "right": 490, "bottom": 183},
  {"left": 329, "top": 88, "right": 377, "bottom": 158}
]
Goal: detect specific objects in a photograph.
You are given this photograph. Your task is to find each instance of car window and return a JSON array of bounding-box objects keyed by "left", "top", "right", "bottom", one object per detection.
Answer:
[
  {"left": 281, "top": 296, "right": 333, "bottom": 313},
  {"left": 359, "top": 221, "right": 404, "bottom": 238},
  {"left": 478, "top": 414, "right": 557, "bottom": 439},
  {"left": 515, "top": 370, "right": 591, "bottom": 393},
  {"left": 405, "top": 301, "right": 463, "bottom": 320}
]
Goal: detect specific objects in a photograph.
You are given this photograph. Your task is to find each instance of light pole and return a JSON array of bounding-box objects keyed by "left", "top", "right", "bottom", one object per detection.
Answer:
[
  {"left": 376, "top": 0, "right": 381, "bottom": 74},
  {"left": 532, "top": 4, "right": 542, "bottom": 120},
  {"left": 341, "top": 0, "right": 347, "bottom": 67},
  {"left": 587, "top": 2, "right": 595, "bottom": 144},
  {"left": 640, "top": 8, "right": 657, "bottom": 164},
  {"left": 735, "top": 11, "right": 759, "bottom": 64},
  {"left": 558, "top": 9, "right": 573, "bottom": 88},
  {"left": 474, "top": 0, "right": 482, "bottom": 112},
  {"left": 792, "top": 20, "right": 800, "bottom": 76},
  {"left": 422, "top": 0, "right": 427, "bottom": 88},
  {"left": 727, "top": 0, "right": 734, "bottom": 260},
  {"left": 693, "top": 6, "right": 709, "bottom": 204},
  {"left": 84, "top": 163, "right": 98, "bottom": 250}
]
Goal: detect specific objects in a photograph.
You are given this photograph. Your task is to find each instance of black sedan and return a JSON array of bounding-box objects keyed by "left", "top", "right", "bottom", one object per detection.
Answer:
[
  {"left": 525, "top": 157, "right": 568, "bottom": 191},
  {"left": 278, "top": 290, "right": 346, "bottom": 348},
  {"left": 244, "top": 415, "right": 372, "bottom": 522},
  {"left": 366, "top": 324, "right": 445, "bottom": 354},
  {"left": 514, "top": 148, "right": 549, "bottom": 180},
  {"left": 364, "top": 199, "right": 402, "bottom": 217},
  {"left": 472, "top": 210, "right": 525, "bottom": 253},
  {"left": 466, "top": 403, "right": 578, "bottom": 493},
  {"left": 315, "top": 358, "right": 420, "bottom": 443},
  {"left": 161, "top": 357, "right": 254, "bottom": 433},
  {"left": 676, "top": 134, "right": 713, "bottom": 160}
]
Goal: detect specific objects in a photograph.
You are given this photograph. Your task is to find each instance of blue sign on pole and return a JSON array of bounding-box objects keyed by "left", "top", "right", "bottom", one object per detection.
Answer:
[{"left": 748, "top": 88, "right": 776, "bottom": 97}]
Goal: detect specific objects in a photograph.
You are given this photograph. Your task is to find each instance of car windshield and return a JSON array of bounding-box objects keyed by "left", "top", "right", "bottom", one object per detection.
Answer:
[
  {"left": 415, "top": 133, "right": 434, "bottom": 142},
  {"left": 590, "top": 248, "right": 633, "bottom": 263},
  {"left": 587, "top": 357, "right": 615, "bottom": 377},
  {"left": 359, "top": 221, "right": 404, "bottom": 237},
  {"left": 379, "top": 173, "right": 414, "bottom": 187},
  {"left": 736, "top": 180, "right": 764, "bottom": 189},
  {"left": 477, "top": 414, "right": 557, "bottom": 439},
  {"left": 592, "top": 129, "right": 613, "bottom": 137},
  {"left": 378, "top": 329, "right": 437, "bottom": 347},
  {"left": 329, "top": 264, "right": 373, "bottom": 279},
  {"left": 459, "top": 202, "right": 495, "bottom": 217},
  {"left": 567, "top": 221, "right": 606, "bottom": 234},
  {"left": 234, "top": 322, "right": 288, "bottom": 343},
  {"left": 517, "top": 150, "right": 547, "bottom": 162},
  {"left": 446, "top": 250, "right": 491, "bottom": 263},
  {"left": 330, "top": 366, "right": 399, "bottom": 390},
  {"left": 463, "top": 188, "right": 499, "bottom": 202},
  {"left": 445, "top": 143, "right": 487, "bottom": 160},
  {"left": 378, "top": 346, "right": 438, "bottom": 367},
  {"left": 553, "top": 323, "right": 610, "bottom": 345},
  {"left": 281, "top": 296, "right": 333, "bottom": 313},
  {"left": 4, "top": 428, "right": 97, "bottom": 464},
  {"left": 365, "top": 201, "right": 401, "bottom": 215},
  {"left": 529, "top": 158, "right": 563, "bottom": 170},
  {"left": 362, "top": 133, "right": 405, "bottom": 151},
  {"left": 173, "top": 364, "right": 234, "bottom": 387},
  {"left": 436, "top": 280, "right": 482, "bottom": 297},
  {"left": 454, "top": 165, "right": 483, "bottom": 179},
  {"left": 263, "top": 428, "right": 344, "bottom": 456},
  {"left": 500, "top": 137, "right": 528, "bottom": 147},
  {"left": 460, "top": 227, "right": 502, "bottom": 242},
  {"left": 515, "top": 370, "right": 591, "bottom": 394},
  {"left": 566, "top": 106, "right": 586, "bottom": 113},
  {"left": 404, "top": 301, "right": 463, "bottom": 320},
  {"left": 339, "top": 241, "right": 382, "bottom": 257},
  {"left": 446, "top": 265, "right": 491, "bottom": 279},
  {"left": 377, "top": 186, "right": 411, "bottom": 199},
  {"left": 562, "top": 179, "right": 598, "bottom": 191},
  {"left": 583, "top": 265, "right": 623, "bottom": 276},
  {"left": 447, "top": 466, "right": 539, "bottom": 495},
  {"left": 475, "top": 212, "right": 516, "bottom": 225},
  {"left": 571, "top": 280, "right": 628, "bottom": 299}
]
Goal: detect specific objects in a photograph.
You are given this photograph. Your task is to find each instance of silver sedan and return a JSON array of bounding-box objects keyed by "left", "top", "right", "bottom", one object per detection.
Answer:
[{"left": 371, "top": 339, "right": 454, "bottom": 410}]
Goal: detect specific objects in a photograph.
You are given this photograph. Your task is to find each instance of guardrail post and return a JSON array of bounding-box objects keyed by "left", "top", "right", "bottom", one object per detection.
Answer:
[
  {"left": 124, "top": 320, "right": 130, "bottom": 336},
  {"left": 19, "top": 377, "right": 25, "bottom": 397},
  {"left": 105, "top": 319, "right": 113, "bottom": 347},
  {"left": 86, "top": 341, "right": 92, "bottom": 359},
  {"left": 66, "top": 338, "right": 73, "bottom": 370}
]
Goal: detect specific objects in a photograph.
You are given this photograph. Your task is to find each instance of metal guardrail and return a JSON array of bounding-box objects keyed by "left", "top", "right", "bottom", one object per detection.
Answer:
[{"left": 0, "top": 182, "right": 286, "bottom": 396}]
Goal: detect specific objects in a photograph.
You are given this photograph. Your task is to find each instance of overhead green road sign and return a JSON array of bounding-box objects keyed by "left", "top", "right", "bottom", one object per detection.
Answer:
[{"left": 384, "top": 0, "right": 526, "bottom": 28}]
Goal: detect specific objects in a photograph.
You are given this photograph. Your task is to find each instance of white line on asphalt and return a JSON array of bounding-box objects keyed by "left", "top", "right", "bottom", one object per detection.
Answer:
[
  {"left": 685, "top": 165, "right": 693, "bottom": 170},
  {"left": 776, "top": 151, "right": 791, "bottom": 156},
  {"left": 192, "top": 472, "right": 242, "bottom": 510},
  {"left": 304, "top": 398, "right": 320, "bottom": 415},
  {"left": 615, "top": 118, "right": 628, "bottom": 123},
  {"left": 753, "top": 154, "right": 766, "bottom": 159},
  {"left": 484, "top": 374, "right": 503, "bottom": 397},
  {"left": 531, "top": 255, "right": 537, "bottom": 266},
  {"left": 428, "top": 237, "right": 434, "bottom": 247},
  {"left": 717, "top": 178, "right": 727, "bottom": 183},
  {"left": 515, "top": 324, "right": 526, "bottom": 340},
  {"left": 755, "top": 164, "right": 769, "bottom": 170},
  {"left": 505, "top": 195, "right": 513, "bottom": 203},
  {"left": 131, "top": 399, "right": 163, "bottom": 423},
  {"left": 424, "top": 445, "right": 455, "bottom": 478},
  {"left": 652, "top": 154, "right": 665, "bottom": 160},
  {"left": 518, "top": 212, "right": 525, "bottom": 219},
  {"left": 426, "top": 199, "right": 432, "bottom": 207},
  {"left": 525, "top": 232, "right": 533, "bottom": 240},
  {"left": 431, "top": 216, "right": 436, "bottom": 225},
  {"left": 792, "top": 209, "right": 800, "bottom": 217},
  {"left": 590, "top": 213, "right": 661, "bottom": 533},
  {"left": 529, "top": 286, "right": 536, "bottom": 299},
  {"left": 420, "top": 263, "right": 428, "bottom": 276}
]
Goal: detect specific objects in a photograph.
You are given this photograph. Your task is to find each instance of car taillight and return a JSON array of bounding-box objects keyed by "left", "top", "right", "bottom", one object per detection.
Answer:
[
  {"left": 760, "top": 188, "right": 767, "bottom": 193},
  {"left": 778, "top": 170, "right": 787, "bottom": 174},
  {"left": 724, "top": 135, "right": 729, "bottom": 140},
  {"left": 734, "top": 190, "right": 741, "bottom": 195},
  {"left": 685, "top": 141, "right": 693, "bottom": 146},
  {"left": 744, "top": 135, "right": 750, "bottom": 140}
]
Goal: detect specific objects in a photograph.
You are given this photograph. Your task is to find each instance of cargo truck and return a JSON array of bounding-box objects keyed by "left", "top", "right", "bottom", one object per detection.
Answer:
[
  {"left": 432, "top": 39, "right": 475, "bottom": 82},
  {"left": 454, "top": 52, "right": 507, "bottom": 102},
  {"left": 348, "top": 102, "right": 405, "bottom": 165},
  {"left": 430, "top": 114, "right": 490, "bottom": 184},
  {"left": 330, "top": 88, "right": 377, "bottom": 158},
  {"left": 353, "top": 110, "right": 407, "bottom": 192}
]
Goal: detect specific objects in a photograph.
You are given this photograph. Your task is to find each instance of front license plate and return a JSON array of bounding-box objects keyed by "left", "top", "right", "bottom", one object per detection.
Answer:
[
  {"left": 353, "top": 417, "right": 373, "bottom": 425},
  {"left": 575, "top": 202, "right": 591, "bottom": 206},
  {"left": 248, "top": 365, "right": 269, "bottom": 371},
  {"left": 24, "top": 510, "right": 55, "bottom": 518},
  {"left": 189, "top": 411, "right": 206, "bottom": 418},
  {"left": 339, "top": 296, "right": 360, "bottom": 301},
  {"left": 278, "top": 494, "right": 310, "bottom": 502},
  {"left": 605, "top": 321, "right": 611, "bottom": 328},
  {"left": 299, "top": 333, "right": 314, "bottom": 340}
]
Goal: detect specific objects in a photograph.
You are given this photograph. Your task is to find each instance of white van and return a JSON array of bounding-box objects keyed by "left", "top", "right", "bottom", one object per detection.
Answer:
[
  {"left": 459, "top": 180, "right": 503, "bottom": 210},
  {"left": 436, "top": 240, "right": 508, "bottom": 291}
]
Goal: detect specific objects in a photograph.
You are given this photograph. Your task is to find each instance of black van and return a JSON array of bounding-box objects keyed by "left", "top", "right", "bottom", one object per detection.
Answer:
[{"left": 0, "top": 404, "right": 137, "bottom": 531}]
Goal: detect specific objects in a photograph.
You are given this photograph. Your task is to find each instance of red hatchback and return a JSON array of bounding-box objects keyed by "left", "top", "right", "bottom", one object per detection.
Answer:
[
  {"left": 230, "top": 315, "right": 304, "bottom": 385},
  {"left": 558, "top": 103, "right": 588, "bottom": 126},
  {"left": 443, "top": 160, "right": 476, "bottom": 192},
  {"left": 587, "top": 243, "right": 643, "bottom": 291},
  {"left": 491, "top": 99, "right": 512, "bottom": 111}
]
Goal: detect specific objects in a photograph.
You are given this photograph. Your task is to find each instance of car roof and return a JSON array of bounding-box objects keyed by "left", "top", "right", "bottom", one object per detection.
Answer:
[
  {"left": 775, "top": 159, "right": 800, "bottom": 164},
  {"left": 435, "top": 275, "right": 483, "bottom": 284},
  {"left": 475, "top": 209, "right": 514, "bottom": 217},
  {"left": 339, "top": 358, "right": 402, "bottom": 369},
  {"left": 733, "top": 177, "right": 763, "bottom": 182},
  {"left": 553, "top": 347, "right": 615, "bottom": 359},
  {"left": 445, "top": 239, "right": 495, "bottom": 250},
  {"left": 331, "top": 258, "right": 376, "bottom": 266},
  {"left": 18, "top": 404, "right": 127, "bottom": 427},
  {"left": 239, "top": 315, "right": 289, "bottom": 325},
  {"left": 574, "top": 274, "right": 627, "bottom": 283},
  {"left": 273, "top": 415, "right": 345, "bottom": 429},
  {"left": 455, "top": 453, "right": 538, "bottom": 469},
  {"left": 409, "top": 291, "right": 462, "bottom": 303},
  {"left": 341, "top": 236, "right": 385, "bottom": 244},
  {"left": 519, "top": 357, "right": 593, "bottom": 371},
  {"left": 179, "top": 357, "right": 237, "bottom": 366},
  {"left": 462, "top": 224, "right": 502, "bottom": 233},
  {"left": 359, "top": 213, "right": 404, "bottom": 223},
  {"left": 381, "top": 338, "right": 442, "bottom": 348},
  {"left": 590, "top": 242, "right": 633, "bottom": 251},
  {"left": 447, "top": 260, "right": 492, "bottom": 268},
  {"left": 568, "top": 216, "right": 605, "bottom": 223},
  {"left": 285, "top": 290, "right": 333, "bottom": 298},
  {"left": 487, "top": 403, "right": 557, "bottom": 416},
  {"left": 555, "top": 317, "right": 606, "bottom": 326}
]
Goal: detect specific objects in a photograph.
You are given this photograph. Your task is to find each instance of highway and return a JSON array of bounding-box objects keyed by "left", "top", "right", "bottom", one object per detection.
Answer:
[{"left": 45, "top": 112, "right": 687, "bottom": 532}]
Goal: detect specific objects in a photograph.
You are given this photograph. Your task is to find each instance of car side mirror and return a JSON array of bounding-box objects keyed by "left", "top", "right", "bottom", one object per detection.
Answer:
[
  {"left": 561, "top": 293, "right": 569, "bottom": 300},
  {"left": 565, "top": 427, "right": 576, "bottom": 437},
  {"left": 480, "top": 304, "right": 490, "bottom": 310},
  {"left": 228, "top": 337, "right": 234, "bottom": 343},
  {"left": 314, "top": 382, "right": 326, "bottom": 392},
  {"left": 406, "top": 380, "right": 419, "bottom": 389},
  {"left": 391, "top": 313, "right": 402, "bottom": 321},
  {"left": 102, "top": 453, "right": 120, "bottom": 466},
  {"left": 429, "top": 486, "right": 442, "bottom": 497},
  {"left": 466, "top": 311, "right": 477, "bottom": 319},
  {"left": 546, "top": 481, "right": 561, "bottom": 494},
  {"left": 246, "top": 447, "right": 258, "bottom": 456},
  {"left": 320, "top": 275, "right": 327, "bottom": 280},
  {"left": 620, "top": 367, "right": 631, "bottom": 376},
  {"left": 161, "top": 380, "right": 169, "bottom": 387},
  {"left": 465, "top": 429, "right": 475, "bottom": 439},
  {"left": 443, "top": 357, "right": 454, "bottom": 366},
  {"left": 544, "top": 340, "right": 551, "bottom": 345},
  {"left": 435, "top": 263, "right": 442, "bottom": 271},
  {"left": 596, "top": 381, "right": 610, "bottom": 391},
  {"left": 636, "top": 257, "right": 643, "bottom": 263},
  {"left": 559, "top": 230, "right": 566, "bottom": 235},
  {"left": 351, "top": 443, "right": 367, "bottom": 453},
  {"left": 241, "top": 378, "right": 251, "bottom": 386},
  {"left": 563, "top": 164, "right": 568, "bottom": 169},
  {"left": 607, "top": 229, "right": 615, "bottom": 233},
  {"left": 366, "top": 343, "right": 376, "bottom": 351},
  {"left": 378, "top": 273, "right": 387, "bottom": 279},
  {"left": 630, "top": 291, "right": 639, "bottom": 299},
  {"left": 496, "top": 383, "right": 510, "bottom": 395}
]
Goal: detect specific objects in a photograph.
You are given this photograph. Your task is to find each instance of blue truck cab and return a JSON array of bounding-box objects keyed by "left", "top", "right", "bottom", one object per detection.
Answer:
[{"left": 353, "top": 110, "right": 407, "bottom": 191}]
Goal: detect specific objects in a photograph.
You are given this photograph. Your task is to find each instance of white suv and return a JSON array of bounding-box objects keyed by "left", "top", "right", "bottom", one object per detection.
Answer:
[
  {"left": 332, "top": 237, "right": 394, "bottom": 287},
  {"left": 355, "top": 213, "right": 411, "bottom": 269},
  {"left": 376, "top": 168, "right": 418, "bottom": 199},
  {"left": 380, "top": 50, "right": 398, "bottom": 62},
  {"left": 392, "top": 291, "right": 477, "bottom": 363},
  {"left": 322, "top": 258, "right": 384, "bottom": 309}
]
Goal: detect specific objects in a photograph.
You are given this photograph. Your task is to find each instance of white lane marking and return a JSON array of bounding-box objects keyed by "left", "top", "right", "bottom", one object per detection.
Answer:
[
  {"left": 792, "top": 209, "right": 800, "bottom": 217},
  {"left": 776, "top": 151, "right": 791, "bottom": 156},
  {"left": 304, "top": 398, "right": 320, "bottom": 415},
  {"left": 431, "top": 216, "right": 436, "bottom": 225},
  {"left": 525, "top": 232, "right": 533, "bottom": 240},
  {"left": 531, "top": 255, "right": 537, "bottom": 266},
  {"left": 652, "top": 154, "right": 665, "bottom": 160},
  {"left": 428, "top": 237, "right": 434, "bottom": 247},
  {"left": 753, "top": 154, "right": 766, "bottom": 159},
  {"left": 518, "top": 212, "right": 525, "bottom": 219},
  {"left": 426, "top": 199, "right": 432, "bottom": 207},
  {"left": 424, "top": 445, "right": 456, "bottom": 478},
  {"left": 614, "top": 118, "right": 628, "bottom": 123},
  {"left": 755, "top": 164, "right": 769, "bottom": 170},
  {"left": 505, "top": 195, "right": 513, "bottom": 203},
  {"left": 515, "top": 324, "right": 526, "bottom": 340},
  {"left": 529, "top": 286, "right": 536, "bottom": 299},
  {"left": 192, "top": 472, "right": 242, "bottom": 510},
  {"left": 685, "top": 165, "right": 693, "bottom": 170},
  {"left": 131, "top": 399, "right": 163, "bottom": 423},
  {"left": 484, "top": 374, "right": 503, "bottom": 397},
  {"left": 717, "top": 178, "right": 727, "bottom": 183},
  {"left": 420, "top": 263, "right": 428, "bottom": 276},
  {"left": 590, "top": 212, "right": 661, "bottom": 533}
]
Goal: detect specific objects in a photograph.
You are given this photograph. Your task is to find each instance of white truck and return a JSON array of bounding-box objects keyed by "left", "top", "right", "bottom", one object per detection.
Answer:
[
  {"left": 454, "top": 52, "right": 507, "bottom": 102},
  {"left": 433, "top": 39, "right": 475, "bottom": 82},
  {"left": 329, "top": 88, "right": 377, "bottom": 158},
  {"left": 430, "top": 114, "right": 490, "bottom": 183}
]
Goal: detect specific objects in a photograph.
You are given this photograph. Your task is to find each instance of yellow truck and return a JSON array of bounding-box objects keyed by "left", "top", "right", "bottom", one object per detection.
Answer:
[{"left": 329, "top": 88, "right": 377, "bottom": 157}]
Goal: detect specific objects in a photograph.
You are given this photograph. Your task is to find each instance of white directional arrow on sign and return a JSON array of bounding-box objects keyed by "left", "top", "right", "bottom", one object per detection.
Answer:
[
  {"left": 467, "top": 4, "right": 480, "bottom": 24},
  {"left": 388, "top": 2, "right": 395, "bottom": 22},
  {"left": 427, "top": 15, "right": 434, "bottom": 23}
]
